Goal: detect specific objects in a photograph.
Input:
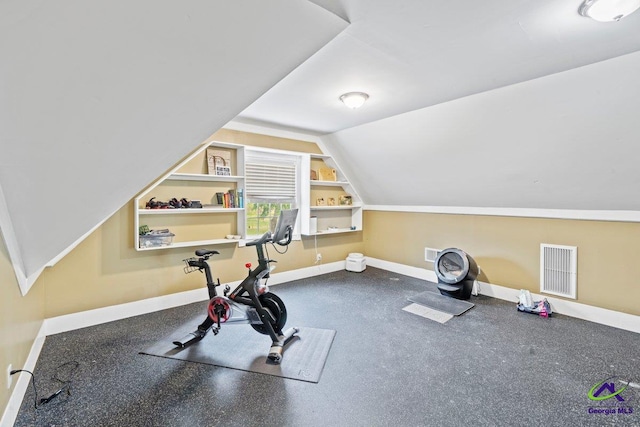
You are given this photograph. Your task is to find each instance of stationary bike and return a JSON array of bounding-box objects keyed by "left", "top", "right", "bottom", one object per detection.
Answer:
[{"left": 173, "top": 209, "right": 299, "bottom": 364}]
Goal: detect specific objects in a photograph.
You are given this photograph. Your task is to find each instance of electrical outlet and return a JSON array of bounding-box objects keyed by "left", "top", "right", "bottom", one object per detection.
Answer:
[
  {"left": 6, "top": 364, "right": 12, "bottom": 389},
  {"left": 316, "top": 253, "right": 322, "bottom": 262}
]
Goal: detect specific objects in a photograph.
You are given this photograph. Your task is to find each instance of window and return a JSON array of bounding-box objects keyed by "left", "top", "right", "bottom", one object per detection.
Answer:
[
  {"left": 246, "top": 202, "right": 292, "bottom": 236},
  {"left": 244, "top": 149, "right": 301, "bottom": 238}
]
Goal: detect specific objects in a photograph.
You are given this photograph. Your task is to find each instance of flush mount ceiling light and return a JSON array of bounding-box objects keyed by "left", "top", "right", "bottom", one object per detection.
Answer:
[
  {"left": 579, "top": 0, "right": 640, "bottom": 22},
  {"left": 339, "top": 92, "right": 369, "bottom": 109}
]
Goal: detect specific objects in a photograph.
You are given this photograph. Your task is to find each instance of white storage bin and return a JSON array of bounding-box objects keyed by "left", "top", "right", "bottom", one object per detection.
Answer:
[{"left": 346, "top": 253, "right": 366, "bottom": 272}]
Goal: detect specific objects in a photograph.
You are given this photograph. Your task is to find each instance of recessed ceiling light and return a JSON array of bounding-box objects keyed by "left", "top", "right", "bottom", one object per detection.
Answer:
[
  {"left": 339, "top": 92, "right": 369, "bottom": 109},
  {"left": 579, "top": 0, "right": 640, "bottom": 22}
]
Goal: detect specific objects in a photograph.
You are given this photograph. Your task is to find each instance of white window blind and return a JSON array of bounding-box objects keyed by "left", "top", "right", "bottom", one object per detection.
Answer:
[{"left": 245, "top": 154, "right": 297, "bottom": 200}]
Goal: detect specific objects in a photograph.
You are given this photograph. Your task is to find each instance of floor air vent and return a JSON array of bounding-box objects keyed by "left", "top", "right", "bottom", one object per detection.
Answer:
[{"left": 540, "top": 244, "right": 577, "bottom": 299}]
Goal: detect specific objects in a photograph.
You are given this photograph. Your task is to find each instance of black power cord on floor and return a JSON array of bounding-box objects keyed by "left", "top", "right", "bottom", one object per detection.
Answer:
[
  {"left": 10, "top": 360, "right": 80, "bottom": 409},
  {"left": 9, "top": 370, "right": 38, "bottom": 409}
]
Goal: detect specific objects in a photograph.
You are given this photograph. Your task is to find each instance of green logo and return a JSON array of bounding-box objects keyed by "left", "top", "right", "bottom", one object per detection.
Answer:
[{"left": 588, "top": 378, "right": 628, "bottom": 402}]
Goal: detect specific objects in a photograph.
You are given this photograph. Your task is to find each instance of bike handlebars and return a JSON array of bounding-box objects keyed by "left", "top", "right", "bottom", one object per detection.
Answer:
[
  {"left": 245, "top": 225, "right": 293, "bottom": 248},
  {"left": 245, "top": 231, "right": 272, "bottom": 247}
]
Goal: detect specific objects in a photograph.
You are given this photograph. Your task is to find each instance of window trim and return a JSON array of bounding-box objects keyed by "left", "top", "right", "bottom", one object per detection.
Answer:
[{"left": 243, "top": 147, "right": 305, "bottom": 240}]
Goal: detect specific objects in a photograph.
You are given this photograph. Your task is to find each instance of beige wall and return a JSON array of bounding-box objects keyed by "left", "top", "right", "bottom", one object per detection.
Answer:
[
  {"left": 363, "top": 210, "right": 640, "bottom": 316},
  {"left": 42, "top": 130, "right": 363, "bottom": 318},
  {"left": 0, "top": 233, "right": 45, "bottom": 416}
]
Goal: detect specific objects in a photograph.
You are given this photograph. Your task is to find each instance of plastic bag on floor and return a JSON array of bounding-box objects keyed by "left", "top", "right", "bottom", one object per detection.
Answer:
[{"left": 517, "top": 290, "right": 552, "bottom": 318}]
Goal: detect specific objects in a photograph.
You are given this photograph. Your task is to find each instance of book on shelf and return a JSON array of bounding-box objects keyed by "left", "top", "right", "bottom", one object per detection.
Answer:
[
  {"left": 237, "top": 189, "right": 244, "bottom": 208},
  {"left": 216, "top": 189, "right": 244, "bottom": 209}
]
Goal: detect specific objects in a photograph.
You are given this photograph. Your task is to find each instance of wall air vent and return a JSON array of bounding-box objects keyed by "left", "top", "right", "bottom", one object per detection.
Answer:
[
  {"left": 540, "top": 244, "right": 577, "bottom": 299},
  {"left": 424, "top": 247, "right": 440, "bottom": 263}
]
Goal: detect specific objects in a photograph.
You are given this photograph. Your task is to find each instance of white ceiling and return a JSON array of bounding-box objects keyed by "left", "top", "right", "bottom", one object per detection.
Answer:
[{"left": 239, "top": 0, "right": 640, "bottom": 134}]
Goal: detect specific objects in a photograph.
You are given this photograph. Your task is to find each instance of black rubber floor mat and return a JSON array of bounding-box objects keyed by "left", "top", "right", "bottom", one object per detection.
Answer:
[
  {"left": 408, "top": 290, "right": 474, "bottom": 316},
  {"left": 140, "top": 324, "right": 335, "bottom": 383}
]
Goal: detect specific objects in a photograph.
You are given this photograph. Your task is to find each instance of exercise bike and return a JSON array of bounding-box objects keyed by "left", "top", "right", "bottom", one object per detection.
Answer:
[{"left": 173, "top": 209, "right": 299, "bottom": 364}]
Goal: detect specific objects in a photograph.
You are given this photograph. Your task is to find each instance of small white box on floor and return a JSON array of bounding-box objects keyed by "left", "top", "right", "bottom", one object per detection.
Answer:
[{"left": 346, "top": 253, "right": 366, "bottom": 272}]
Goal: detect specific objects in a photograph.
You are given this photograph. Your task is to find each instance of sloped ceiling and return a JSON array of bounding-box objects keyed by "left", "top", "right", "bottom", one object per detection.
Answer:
[
  {"left": 234, "top": 0, "right": 640, "bottom": 216},
  {"left": 0, "top": 0, "right": 347, "bottom": 287},
  {"left": 321, "top": 50, "right": 640, "bottom": 211}
]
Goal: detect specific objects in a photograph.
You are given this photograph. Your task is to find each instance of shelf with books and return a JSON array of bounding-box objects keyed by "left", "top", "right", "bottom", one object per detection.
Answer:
[{"left": 134, "top": 141, "right": 246, "bottom": 251}]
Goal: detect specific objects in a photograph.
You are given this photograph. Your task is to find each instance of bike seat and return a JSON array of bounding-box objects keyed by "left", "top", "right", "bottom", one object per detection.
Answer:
[{"left": 195, "top": 249, "right": 220, "bottom": 257}]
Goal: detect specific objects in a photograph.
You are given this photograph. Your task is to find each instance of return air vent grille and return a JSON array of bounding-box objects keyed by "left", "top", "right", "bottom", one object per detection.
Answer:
[
  {"left": 540, "top": 244, "right": 577, "bottom": 299},
  {"left": 424, "top": 247, "right": 440, "bottom": 263}
]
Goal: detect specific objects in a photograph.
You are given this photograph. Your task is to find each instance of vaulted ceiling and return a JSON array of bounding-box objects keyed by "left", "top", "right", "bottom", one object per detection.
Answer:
[
  {"left": 238, "top": 0, "right": 640, "bottom": 213},
  {"left": 0, "top": 0, "right": 346, "bottom": 290},
  {"left": 2, "top": 0, "right": 640, "bottom": 292}
]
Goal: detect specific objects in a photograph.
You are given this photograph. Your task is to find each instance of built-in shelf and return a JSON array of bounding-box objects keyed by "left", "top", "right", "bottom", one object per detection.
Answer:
[
  {"left": 310, "top": 205, "right": 361, "bottom": 211},
  {"left": 310, "top": 180, "right": 350, "bottom": 187},
  {"left": 139, "top": 208, "right": 244, "bottom": 215},
  {"left": 135, "top": 142, "right": 362, "bottom": 249},
  {"left": 301, "top": 153, "right": 362, "bottom": 236},
  {"left": 137, "top": 238, "right": 242, "bottom": 251},
  {"left": 134, "top": 141, "right": 245, "bottom": 251},
  {"left": 167, "top": 173, "right": 244, "bottom": 182},
  {"left": 308, "top": 228, "right": 359, "bottom": 236}
]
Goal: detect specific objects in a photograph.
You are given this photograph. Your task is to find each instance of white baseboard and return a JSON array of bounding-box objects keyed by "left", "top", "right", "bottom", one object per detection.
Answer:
[
  {"left": 0, "top": 323, "right": 46, "bottom": 427},
  {"left": 44, "top": 287, "right": 210, "bottom": 337},
  {"left": 366, "top": 257, "right": 640, "bottom": 334},
  {"left": 476, "top": 281, "right": 640, "bottom": 334},
  {"left": 267, "top": 260, "right": 345, "bottom": 285},
  {"left": 367, "top": 258, "right": 438, "bottom": 282}
]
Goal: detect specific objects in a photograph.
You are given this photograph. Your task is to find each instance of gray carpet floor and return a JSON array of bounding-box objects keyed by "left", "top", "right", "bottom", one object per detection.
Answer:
[{"left": 14, "top": 267, "right": 640, "bottom": 426}]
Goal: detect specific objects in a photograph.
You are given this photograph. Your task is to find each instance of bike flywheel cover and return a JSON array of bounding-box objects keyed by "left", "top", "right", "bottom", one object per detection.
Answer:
[{"left": 208, "top": 297, "right": 231, "bottom": 323}]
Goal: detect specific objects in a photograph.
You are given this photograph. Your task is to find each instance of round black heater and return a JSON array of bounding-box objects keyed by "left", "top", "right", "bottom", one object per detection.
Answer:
[{"left": 434, "top": 248, "right": 479, "bottom": 300}]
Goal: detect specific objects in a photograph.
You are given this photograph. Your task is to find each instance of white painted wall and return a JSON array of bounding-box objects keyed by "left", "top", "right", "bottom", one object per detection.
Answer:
[
  {"left": 0, "top": 0, "right": 347, "bottom": 291},
  {"left": 322, "top": 50, "right": 640, "bottom": 213}
]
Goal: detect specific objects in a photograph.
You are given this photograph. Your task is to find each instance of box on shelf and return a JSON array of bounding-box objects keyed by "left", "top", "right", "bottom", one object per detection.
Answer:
[{"left": 139, "top": 230, "right": 175, "bottom": 248}]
